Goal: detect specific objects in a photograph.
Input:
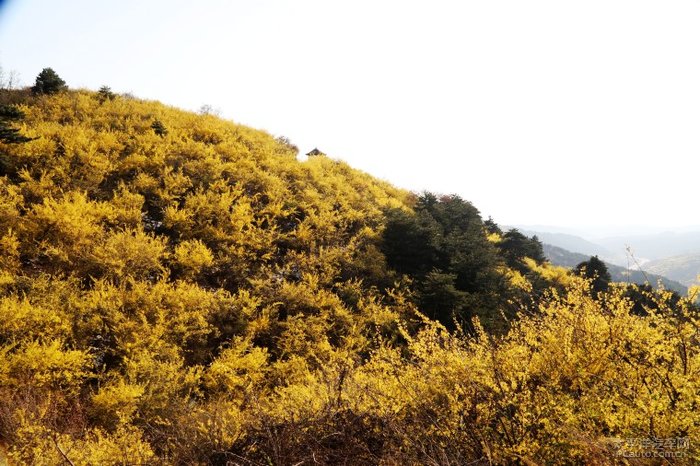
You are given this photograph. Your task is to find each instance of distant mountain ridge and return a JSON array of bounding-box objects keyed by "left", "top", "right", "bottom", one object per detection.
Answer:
[
  {"left": 598, "top": 232, "right": 700, "bottom": 261},
  {"left": 514, "top": 226, "right": 700, "bottom": 284},
  {"left": 542, "top": 243, "right": 687, "bottom": 294},
  {"left": 515, "top": 228, "right": 613, "bottom": 259},
  {"left": 508, "top": 226, "right": 627, "bottom": 266}
]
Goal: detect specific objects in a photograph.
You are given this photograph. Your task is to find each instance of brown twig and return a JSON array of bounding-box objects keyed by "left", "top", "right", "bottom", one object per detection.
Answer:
[{"left": 53, "top": 436, "right": 76, "bottom": 466}]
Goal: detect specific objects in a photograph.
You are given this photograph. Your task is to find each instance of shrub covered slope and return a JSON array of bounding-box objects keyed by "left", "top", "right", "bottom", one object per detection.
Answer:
[{"left": 0, "top": 88, "right": 698, "bottom": 465}]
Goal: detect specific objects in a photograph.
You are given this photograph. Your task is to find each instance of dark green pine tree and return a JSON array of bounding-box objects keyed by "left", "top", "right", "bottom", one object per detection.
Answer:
[
  {"left": 31, "top": 67, "right": 68, "bottom": 95},
  {"left": 0, "top": 105, "right": 35, "bottom": 144},
  {"left": 151, "top": 119, "right": 168, "bottom": 137},
  {"left": 498, "top": 229, "right": 546, "bottom": 273},
  {"left": 97, "top": 85, "right": 116, "bottom": 102},
  {"left": 574, "top": 255, "right": 611, "bottom": 294}
]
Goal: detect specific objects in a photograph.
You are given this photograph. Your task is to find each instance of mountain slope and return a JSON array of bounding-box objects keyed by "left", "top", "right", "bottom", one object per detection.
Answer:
[
  {"left": 0, "top": 89, "right": 411, "bottom": 288},
  {"left": 644, "top": 253, "right": 700, "bottom": 287},
  {"left": 0, "top": 89, "right": 424, "bottom": 462}
]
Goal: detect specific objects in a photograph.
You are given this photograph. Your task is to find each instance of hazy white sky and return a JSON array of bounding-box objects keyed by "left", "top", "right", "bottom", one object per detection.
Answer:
[{"left": 1, "top": 0, "right": 699, "bottom": 229}]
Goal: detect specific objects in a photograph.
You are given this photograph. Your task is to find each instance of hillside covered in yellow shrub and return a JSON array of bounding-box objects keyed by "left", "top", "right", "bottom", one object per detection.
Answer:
[{"left": 0, "top": 87, "right": 698, "bottom": 465}]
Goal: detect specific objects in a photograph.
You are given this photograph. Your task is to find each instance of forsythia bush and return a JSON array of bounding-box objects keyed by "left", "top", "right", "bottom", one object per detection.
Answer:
[{"left": 0, "top": 88, "right": 697, "bottom": 464}]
